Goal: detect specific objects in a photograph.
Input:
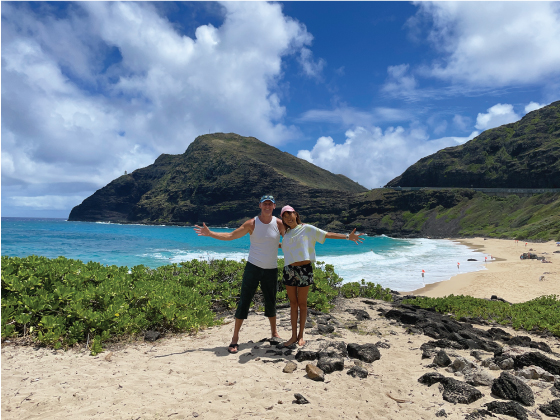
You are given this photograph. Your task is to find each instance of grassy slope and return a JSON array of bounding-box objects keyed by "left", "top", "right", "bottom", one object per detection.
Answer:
[
  {"left": 198, "top": 134, "right": 367, "bottom": 192},
  {"left": 447, "top": 192, "right": 560, "bottom": 240}
]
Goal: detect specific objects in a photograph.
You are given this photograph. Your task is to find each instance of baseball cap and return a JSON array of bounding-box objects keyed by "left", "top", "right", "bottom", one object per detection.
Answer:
[
  {"left": 281, "top": 205, "right": 295, "bottom": 217},
  {"left": 259, "top": 195, "right": 275, "bottom": 203}
]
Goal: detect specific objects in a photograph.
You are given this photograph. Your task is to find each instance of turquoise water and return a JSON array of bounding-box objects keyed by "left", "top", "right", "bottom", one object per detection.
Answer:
[{"left": 1, "top": 217, "right": 490, "bottom": 291}]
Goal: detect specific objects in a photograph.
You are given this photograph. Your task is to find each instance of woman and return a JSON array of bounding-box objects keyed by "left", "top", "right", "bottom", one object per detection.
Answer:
[{"left": 279, "top": 205, "right": 364, "bottom": 347}]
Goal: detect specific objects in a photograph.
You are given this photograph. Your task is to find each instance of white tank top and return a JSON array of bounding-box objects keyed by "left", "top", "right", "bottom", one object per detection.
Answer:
[{"left": 247, "top": 216, "right": 280, "bottom": 269}]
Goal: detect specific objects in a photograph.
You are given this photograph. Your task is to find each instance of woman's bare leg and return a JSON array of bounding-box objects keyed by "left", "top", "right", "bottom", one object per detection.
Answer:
[
  {"left": 283, "top": 285, "right": 299, "bottom": 346},
  {"left": 296, "top": 286, "right": 310, "bottom": 346}
]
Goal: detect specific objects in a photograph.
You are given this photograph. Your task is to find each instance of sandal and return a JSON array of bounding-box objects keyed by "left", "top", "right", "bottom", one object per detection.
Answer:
[{"left": 227, "top": 343, "right": 239, "bottom": 354}]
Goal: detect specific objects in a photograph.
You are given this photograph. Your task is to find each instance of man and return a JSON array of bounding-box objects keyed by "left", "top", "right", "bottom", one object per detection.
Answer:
[{"left": 194, "top": 195, "right": 285, "bottom": 354}]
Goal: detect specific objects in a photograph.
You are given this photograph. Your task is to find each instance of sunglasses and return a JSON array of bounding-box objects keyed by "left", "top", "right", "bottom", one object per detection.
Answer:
[{"left": 260, "top": 195, "right": 275, "bottom": 203}]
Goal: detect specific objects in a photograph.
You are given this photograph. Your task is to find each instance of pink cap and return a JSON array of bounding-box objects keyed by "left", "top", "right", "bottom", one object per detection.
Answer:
[{"left": 280, "top": 205, "right": 295, "bottom": 217}]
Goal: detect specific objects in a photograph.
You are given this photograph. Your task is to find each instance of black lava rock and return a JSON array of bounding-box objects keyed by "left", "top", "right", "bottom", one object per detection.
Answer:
[
  {"left": 492, "top": 372, "right": 535, "bottom": 406},
  {"left": 347, "top": 343, "right": 381, "bottom": 363},
  {"left": 418, "top": 372, "right": 446, "bottom": 386},
  {"left": 317, "top": 357, "right": 344, "bottom": 374},
  {"left": 514, "top": 352, "right": 560, "bottom": 376},
  {"left": 539, "top": 399, "right": 560, "bottom": 418},
  {"left": 293, "top": 393, "right": 309, "bottom": 404},
  {"left": 485, "top": 401, "right": 528, "bottom": 420},
  {"left": 144, "top": 330, "right": 160, "bottom": 342},
  {"left": 434, "top": 350, "right": 452, "bottom": 367},
  {"left": 440, "top": 377, "right": 484, "bottom": 404},
  {"left": 347, "top": 366, "right": 368, "bottom": 379},
  {"left": 346, "top": 309, "right": 371, "bottom": 321}
]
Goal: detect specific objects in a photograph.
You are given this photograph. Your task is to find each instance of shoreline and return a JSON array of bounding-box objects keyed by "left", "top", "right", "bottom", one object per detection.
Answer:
[{"left": 407, "top": 237, "right": 560, "bottom": 303}]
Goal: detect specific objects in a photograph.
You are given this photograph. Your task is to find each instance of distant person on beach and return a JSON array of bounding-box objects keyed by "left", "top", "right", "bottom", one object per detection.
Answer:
[
  {"left": 279, "top": 205, "right": 364, "bottom": 347},
  {"left": 194, "top": 195, "right": 285, "bottom": 354}
]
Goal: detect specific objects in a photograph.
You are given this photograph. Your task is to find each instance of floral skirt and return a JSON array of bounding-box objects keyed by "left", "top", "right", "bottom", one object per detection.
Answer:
[{"left": 282, "top": 263, "right": 314, "bottom": 287}]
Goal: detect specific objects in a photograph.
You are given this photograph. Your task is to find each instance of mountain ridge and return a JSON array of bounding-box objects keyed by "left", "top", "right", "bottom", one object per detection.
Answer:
[{"left": 386, "top": 100, "right": 560, "bottom": 188}]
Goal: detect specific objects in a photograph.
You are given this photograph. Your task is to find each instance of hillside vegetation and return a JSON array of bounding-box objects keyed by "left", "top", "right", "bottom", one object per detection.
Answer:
[{"left": 387, "top": 100, "right": 560, "bottom": 188}]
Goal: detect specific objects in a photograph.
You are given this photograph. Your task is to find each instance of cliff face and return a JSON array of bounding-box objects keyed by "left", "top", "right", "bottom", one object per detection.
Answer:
[
  {"left": 386, "top": 100, "right": 560, "bottom": 188},
  {"left": 68, "top": 133, "right": 367, "bottom": 225}
]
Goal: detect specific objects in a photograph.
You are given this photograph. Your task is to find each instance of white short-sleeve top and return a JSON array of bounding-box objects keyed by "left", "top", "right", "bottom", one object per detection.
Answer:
[{"left": 281, "top": 224, "right": 327, "bottom": 266}]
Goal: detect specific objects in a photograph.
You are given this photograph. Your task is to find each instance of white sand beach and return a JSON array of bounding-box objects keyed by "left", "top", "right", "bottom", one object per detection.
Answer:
[{"left": 411, "top": 238, "right": 560, "bottom": 303}]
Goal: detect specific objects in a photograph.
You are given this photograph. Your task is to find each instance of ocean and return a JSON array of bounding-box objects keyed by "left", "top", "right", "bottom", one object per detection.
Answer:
[{"left": 1, "top": 217, "right": 491, "bottom": 292}]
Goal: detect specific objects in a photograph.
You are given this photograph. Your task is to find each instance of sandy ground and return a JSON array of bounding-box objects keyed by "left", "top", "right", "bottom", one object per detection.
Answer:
[
  {"left": 410, "top": 238, "right": 560, "bottom": 303},
  {"left": 2, "top": 238, "right": 560, "bottom": 420}
]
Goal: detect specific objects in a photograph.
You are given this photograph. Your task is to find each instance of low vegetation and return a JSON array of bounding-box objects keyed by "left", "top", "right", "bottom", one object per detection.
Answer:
[
  {"left": 1, "top": 255, "right": 392, "bottom": 355},
  {"left": 403, "top": 294, "right": 560, "bottom": 337}
]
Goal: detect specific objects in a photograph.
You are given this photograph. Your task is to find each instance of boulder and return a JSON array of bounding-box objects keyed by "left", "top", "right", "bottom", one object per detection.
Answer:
[
  {"left": 440, "top": 377, "right": 484, "bottom": 404},
  {"left": 317, "top": 324, "right": 335, "bottom": 334},
  {"left": 347, "top": 343, "right": 381, "bottom": 363},
  {"left": 434, "top": 350, "right": 452, "bottom": 367},
  {"left": 283, "top": 361, "right": 297, "bottom": 373},
  {"left": 498, "top": 358, "right": 515, "bottom": 370},
  {"left": 418, "top": 372, "right": 446, "bottom": 386},
  {"left": 464, "top": 409, "right": 497, "bottom": 419},
  {"left": 538, "top": 399, "right": 560, "bottom": 418},
  {"left": 295, "top": 350, "right": 318, "bottom": 362},
  {"left": 346, "top": 309, "right": 371, "bottom": 321},
  {"left": 516, "top": 365, "right": 555, "bottom": 381},
  {"left": 492, "top": 372, "right": 535, "bottom": 406},
  {"left": 318, "top": 341, "right": 348, "bottom": 359},
  {"left": 514, "top": 352, "right": 560, "bottom": 376},
  {"left": 452, "top": 356, "right": 476, "bottom": 372},
  {"left": 485, "top": 401, "right": 528, "bottom": 420},
  {"left": 465, "top": 370, "right": 495, "bottom": 387},
  {"left": 317, "top": 357, "right": 344, "bottom": 374},
  {"left": 435, "top": 408, "right": 447, "bottom": 417},
  {"left": 305, "top": 364, "right": 324, "bottom": 382}
]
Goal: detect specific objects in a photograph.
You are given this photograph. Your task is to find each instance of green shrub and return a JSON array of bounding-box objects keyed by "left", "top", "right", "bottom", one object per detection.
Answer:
[
  {"left": 2, "top": 255, "right": 389, "bottom": 354},
  {"left": 403, "top": 294, "right": 560, "bottom": 337}
]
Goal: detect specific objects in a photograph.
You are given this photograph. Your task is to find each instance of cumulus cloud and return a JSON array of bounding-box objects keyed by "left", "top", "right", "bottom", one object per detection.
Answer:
[
  {"left": 1, "top": 1, "right": 320, "bottom": 214},
  {"left": 475, "top": 104, "right": 520, "bottom": 130},
  {"left": 411, "top": 2, "right": 560, "bottom": 86},
  {"left": 525, "top": 102, "right": 546, "bottom": 113},
  {"left": 297, "top": 126, "right": 477, "bottom": 189}
]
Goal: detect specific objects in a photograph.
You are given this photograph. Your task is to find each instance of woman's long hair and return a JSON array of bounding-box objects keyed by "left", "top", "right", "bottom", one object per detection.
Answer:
[{"left": 282, "top": 211, "right": 302, "bottom": 233}]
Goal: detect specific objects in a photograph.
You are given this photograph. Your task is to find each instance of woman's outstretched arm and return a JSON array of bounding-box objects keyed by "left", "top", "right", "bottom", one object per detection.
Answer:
[{"left": 325, "top": 228, "right": 364, "bottom": 244}]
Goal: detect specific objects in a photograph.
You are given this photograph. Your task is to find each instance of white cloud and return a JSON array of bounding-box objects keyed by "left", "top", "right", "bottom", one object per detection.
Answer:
[
  {"left": 381, "top": 64, "right": 420, "bottom": 100},
  {"left": 298, "top": 106, "right": 412, "bottom": 126},
  {"left": 1, "top": 1, "right": 320, "bottom": 212},
  {"left": 298, "top": 47, "right": 326, "bottom": 79},
  {"left": 413, "top": 2, "right": 560, "bottom": 86},
  {"left": 525, "top": 102, "right": 546, "bottom": 113},
  {"left": 297, "top": 126, "right": 477, "bottom": 189},
  {"left": 475, "top": 103, "right": 519, "bottom": 130},
  {"left": 453, "top": 114, "right": 470, "bottom": 131}
]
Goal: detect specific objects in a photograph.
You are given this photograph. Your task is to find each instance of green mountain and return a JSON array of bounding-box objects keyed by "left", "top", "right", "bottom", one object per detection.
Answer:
[
  {"left": 386, "top": 100, "right": 560, "bottom": 188},
  {"left": 68, "top": 133, "right": 367, "bottom": 225},
  {"left": 69, "top": 128, "right": 560, "bottom": 241}
]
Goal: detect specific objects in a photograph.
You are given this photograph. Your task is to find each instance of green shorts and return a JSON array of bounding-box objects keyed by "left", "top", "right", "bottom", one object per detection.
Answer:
[{"left": 235, "top": 262, "right": 278, "bottom": 319}]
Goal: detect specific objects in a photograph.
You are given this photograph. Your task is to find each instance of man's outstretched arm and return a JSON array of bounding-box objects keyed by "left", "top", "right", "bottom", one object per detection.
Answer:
[{"left": 194, "top": 220, "right": 252, "bottom": 241}]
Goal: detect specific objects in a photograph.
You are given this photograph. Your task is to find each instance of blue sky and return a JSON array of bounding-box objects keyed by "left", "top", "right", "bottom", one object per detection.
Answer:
[{"left": 2, "top": 1, "right": 560, "bottom": 218}]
